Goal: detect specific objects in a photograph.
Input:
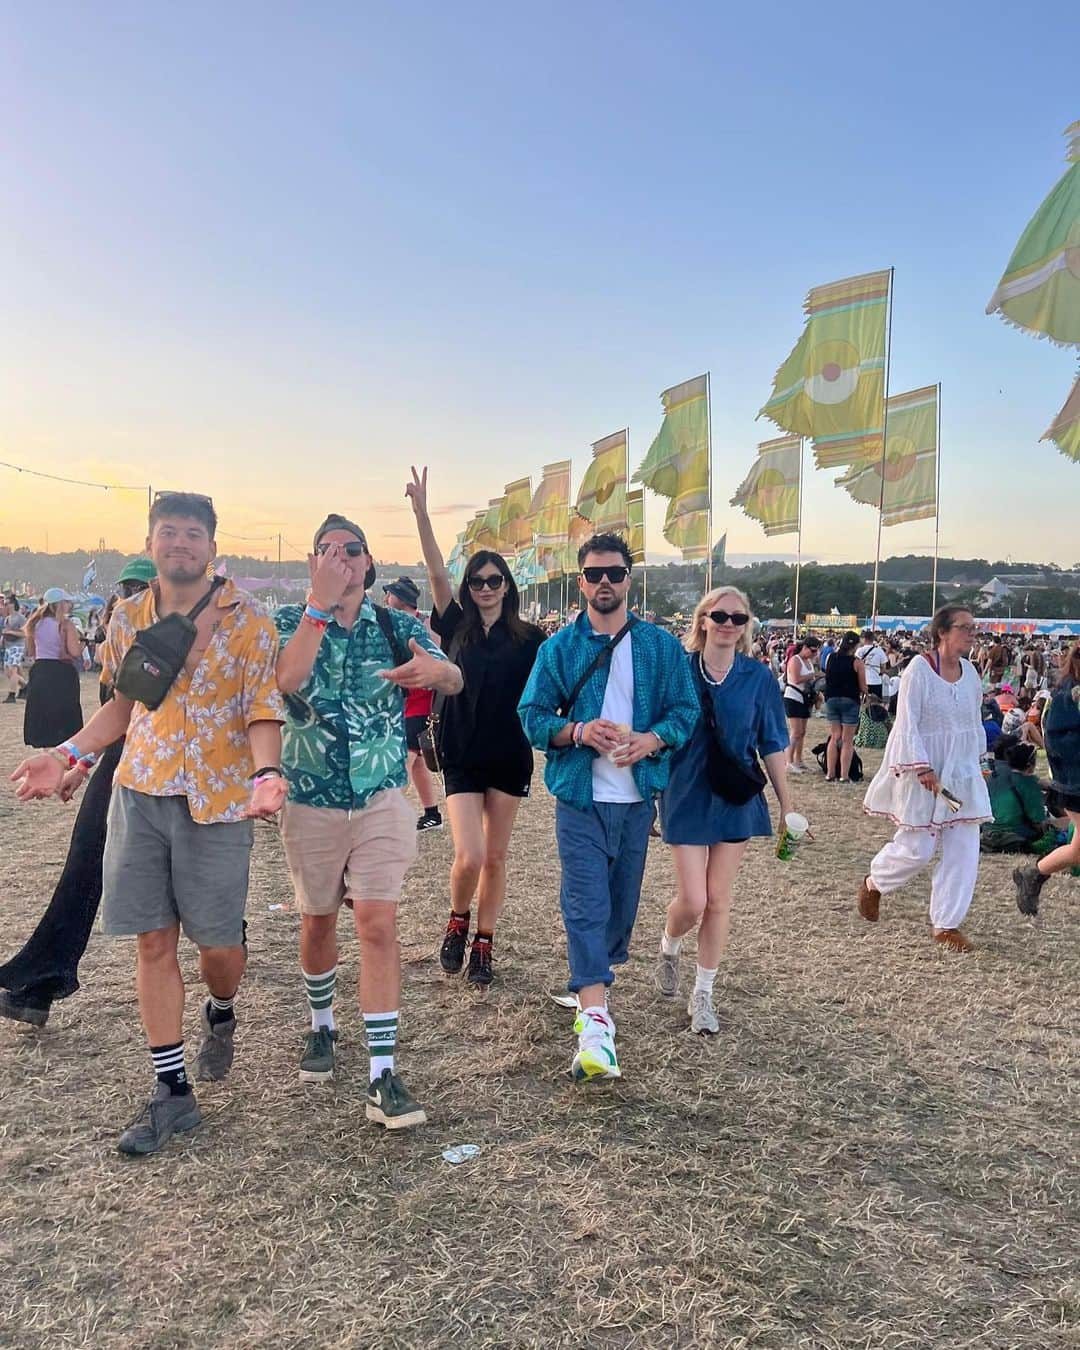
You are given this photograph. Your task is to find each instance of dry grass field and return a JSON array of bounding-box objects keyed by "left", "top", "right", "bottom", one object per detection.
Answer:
[{"left": 1, "top": 678, "right": 1078, "bottom": 1348}]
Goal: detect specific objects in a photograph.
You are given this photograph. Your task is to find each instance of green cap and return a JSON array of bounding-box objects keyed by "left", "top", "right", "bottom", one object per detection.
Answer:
[{"left": 117, "top": 557, "right": 158, "bottom": 585}]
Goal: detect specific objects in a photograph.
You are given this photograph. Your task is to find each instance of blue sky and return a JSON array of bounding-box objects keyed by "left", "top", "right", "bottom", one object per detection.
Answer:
[{"left": 4, "top": 1, "right": 1079, "bottom": 566}]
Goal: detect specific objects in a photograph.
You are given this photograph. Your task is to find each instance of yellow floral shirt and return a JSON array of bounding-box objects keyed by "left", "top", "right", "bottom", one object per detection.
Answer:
[{"left": 101, "top": 579, "right": 284, "bottom": 824}]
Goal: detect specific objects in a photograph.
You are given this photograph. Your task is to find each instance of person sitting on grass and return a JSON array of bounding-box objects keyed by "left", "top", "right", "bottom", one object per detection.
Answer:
[{"left": 980, "top": 740, "right": 1066, "bottom": 854}]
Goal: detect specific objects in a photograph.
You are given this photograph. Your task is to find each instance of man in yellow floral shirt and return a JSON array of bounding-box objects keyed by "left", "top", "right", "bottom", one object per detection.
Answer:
[{"left": 12, "top": 493, "right": 285, "bottom": 1156}]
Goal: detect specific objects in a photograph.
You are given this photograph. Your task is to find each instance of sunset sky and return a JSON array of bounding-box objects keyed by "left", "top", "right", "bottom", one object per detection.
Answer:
[{"left": 5, "top": 3, "right": 1079, "bottom": 567}]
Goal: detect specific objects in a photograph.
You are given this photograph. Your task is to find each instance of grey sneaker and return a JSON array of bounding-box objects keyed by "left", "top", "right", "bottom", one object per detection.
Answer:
[
  {"left": 194, "top": 1000, "right": 236, "bottom": 1082},
  {"left": 117, "top": 1083, "right": 202, "bottom": 1156},
  {"left": 1014, "top": 863, "right": 1047, "bottom": 917},
  {"left": 365, "top": 1068, "right": 427, "bottom": 1130},
  {"left": 655, "top": 944, "right": 680, "bottom": 998},
  {"left": 299, "top": 1026, "right": 338, "bottom": 1082},
  {"left": 687, "top": 989, "right": 720, "bottom": 1036}
]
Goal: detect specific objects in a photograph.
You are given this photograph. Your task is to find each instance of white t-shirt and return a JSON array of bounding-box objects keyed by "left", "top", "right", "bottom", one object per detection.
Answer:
[
  {"left": 857, "top": 643, "right": 886, "bottom": 688},
  {"left": 591, "top": 632, "right": 643, "bottom": 804}
]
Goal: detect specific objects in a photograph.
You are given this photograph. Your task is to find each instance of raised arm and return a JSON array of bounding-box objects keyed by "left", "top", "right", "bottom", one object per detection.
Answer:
[{"left": 406, "top": 466, "right": 453, "bottom": 617}]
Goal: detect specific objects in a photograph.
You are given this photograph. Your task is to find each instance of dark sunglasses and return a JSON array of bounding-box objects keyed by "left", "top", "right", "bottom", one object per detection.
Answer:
[
  {"left": 581, "top": 566, "right": 630, "bottom": 584},
  {"left": 467, "top": 573, "right": 506, "bottom": 591},
  {"left": 707, "top": 609, "right": 750, "bottom": 627},
  {"left": 316, "top": 541, "right": 368, "bottom": 557},
  {"left": 153, "top": 490, "right": 214, "bottom": 507}
]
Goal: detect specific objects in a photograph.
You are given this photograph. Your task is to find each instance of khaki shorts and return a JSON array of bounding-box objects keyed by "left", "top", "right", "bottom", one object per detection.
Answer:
[{"left": 280, "top": 790, "right": 417, "bottom": 914}]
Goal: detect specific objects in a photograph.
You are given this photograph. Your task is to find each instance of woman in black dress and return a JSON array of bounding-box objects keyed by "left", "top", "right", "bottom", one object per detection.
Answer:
[{"left": 407, "top": 468, "right": 545, "bottom": 988}]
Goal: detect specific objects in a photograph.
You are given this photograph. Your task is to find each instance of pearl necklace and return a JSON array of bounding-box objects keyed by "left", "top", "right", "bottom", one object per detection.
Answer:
[{"left": 699, "top": 651, "right": 735, "bottom": 687}]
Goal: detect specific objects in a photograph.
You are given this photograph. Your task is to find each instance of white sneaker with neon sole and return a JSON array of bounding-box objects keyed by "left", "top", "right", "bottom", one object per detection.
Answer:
[{"left": 571, "top": 1011, "right": 621, "bottom": 1082}]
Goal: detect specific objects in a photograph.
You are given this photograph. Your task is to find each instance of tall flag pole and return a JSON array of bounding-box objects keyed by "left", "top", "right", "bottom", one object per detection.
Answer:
[
  {"left": 870, "top": 269, "right": 896, "bottom": 626},
  {"left": 633, "top": 374, "right": 711, "bottom": 566},
  {"left": 793, "top": 440, "right": 804, "bottom": 637},
  {"left": 932, "top": 384, "right": 942, "bottom": 612},
  {"left": 706, "top": 372, "right": 714, "bottom": 591}
]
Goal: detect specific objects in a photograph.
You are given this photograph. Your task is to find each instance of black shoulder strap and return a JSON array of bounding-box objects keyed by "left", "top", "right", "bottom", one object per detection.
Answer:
[
  {"left": 693, "top": 653, "right": 727, "bottom": 747},
  {"left": 373, "top": 604, "right": 410, "bottom": 669},
  {"left": 183, "top": 576, "right": 225, "bottom": 623},
  {"left": 556, "top": 619, "right": 634, "bottom": 719},
  {"left": 429, "top": 629, "right": 464, "bottom": 725}
]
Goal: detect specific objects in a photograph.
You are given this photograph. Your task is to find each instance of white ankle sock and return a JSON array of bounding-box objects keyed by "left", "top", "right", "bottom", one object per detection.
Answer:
[
  {"left": 694, "top": 966, "right": 717, "bottom": 997},
  {"left": 660, "top": 931, "right": 682, "bottom": 956}
]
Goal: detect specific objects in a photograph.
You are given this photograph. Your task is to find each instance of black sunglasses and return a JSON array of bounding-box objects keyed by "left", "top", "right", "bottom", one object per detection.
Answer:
[
  {"left": 581, "top": 566, "right": 630, "bottom": 584},
  {"left": 316, "top": 541, "right": 367, "bottom": 557},
  {"left": 467, "top": 573, "right": 506, "bottom": 591},
  {"left": 707, "top": 609, "right": 750, "bottom": 627}
]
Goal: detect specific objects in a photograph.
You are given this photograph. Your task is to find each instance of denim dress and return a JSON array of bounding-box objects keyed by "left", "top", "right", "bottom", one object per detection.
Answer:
[{"left": 660, "top": 652, "right": 789, "bottom": 846}]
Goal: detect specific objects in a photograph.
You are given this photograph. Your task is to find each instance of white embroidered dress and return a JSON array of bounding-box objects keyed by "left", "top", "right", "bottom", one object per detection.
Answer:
[{"left": 863, "top": 654, "right": 991, "bottom": 832}]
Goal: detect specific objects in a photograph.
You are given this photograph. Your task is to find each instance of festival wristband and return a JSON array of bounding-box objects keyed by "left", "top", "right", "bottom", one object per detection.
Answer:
[
  {"left": 305, "top": 598, "right": 333, "bottom": 620},
  {"left": 573, "top": 721, "right": 586, "bottom": 746},
  {"left": 48, "top": 747, "right": 76, "bottom": 769},
  {"left": 251, "top": 766, "right": 284, "bottom": 782},
  {"left": 302, "top": 611, "right": 329, "bottom": 633},
  {"left": 57, "top": 741, "right": 96, "bottom": 769}
]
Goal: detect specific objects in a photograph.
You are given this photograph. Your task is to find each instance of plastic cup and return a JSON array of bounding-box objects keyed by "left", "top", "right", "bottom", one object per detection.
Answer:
[
  {"left": 608, "top": 723, "right": 632, "bottom": 764},
  {"left": 776, "top": 811, "right": 809, "bottom": 861}
]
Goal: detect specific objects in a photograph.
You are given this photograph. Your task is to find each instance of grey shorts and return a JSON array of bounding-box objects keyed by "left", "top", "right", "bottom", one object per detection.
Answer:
[{"left": 101, "top": 787, "right": 254, "bottom": 947}]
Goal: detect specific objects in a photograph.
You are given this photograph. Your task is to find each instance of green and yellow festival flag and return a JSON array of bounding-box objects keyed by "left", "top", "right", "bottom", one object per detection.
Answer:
[
  {"left": 729, "top": 435, "right": 801, "bottom": 537},
  {"left": 626, "top": 488, "right": 645, "bottom": 563},
  {"left": 499, "top": 477, "right": 533, "bottom": 553},
  {"left": 476, "top": 497, "right": 506, "bottom": 553},
  {"left": 576, "top": 431, "right": 628, "bottom": 532},
  {"left": 835, "top": 385, "right": 938, "bottom": 525},
  {"left": 1042, "top": 375, "right": 1080, "bottom": 462},
  {"left": 463, "top": 509, "right": 486, "bottom": 557},
  {"left": 567, "top": 507, "right": 594, "bottom": 571},
  {"left": 986, "top": 123, "right": 1080, "bottom": 347},
  {"left": 528, "top": 460, "right": 572, "bottom": 579},
  {"left": 447, "top": 532, "right": 468, "bottom": 588},
  {"left": 759, "top": 270, "right": 891, "bottom": 469},
  {"left": 633, "top": 375, "right": 711, "bottom": 560}
]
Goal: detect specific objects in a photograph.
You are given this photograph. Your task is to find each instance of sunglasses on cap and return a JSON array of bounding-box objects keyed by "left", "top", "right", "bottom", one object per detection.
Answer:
[
  {"left": 316, "top": 540, "right": 368, "bottom": 557},
  {"left": 152, "top": 490, "right": 214, "bottom": 507},
  {"left": 707, "top": 609, "right": 750, "bottom": 627},
  {"left": 581, "top": 566, "right": 630, "bottom": 584},
  {"left": 467, "top": 573, "right": 506, "bottom": 591}
]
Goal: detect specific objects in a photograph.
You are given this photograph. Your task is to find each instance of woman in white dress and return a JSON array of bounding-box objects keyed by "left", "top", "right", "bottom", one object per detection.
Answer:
[{"left": 856, "top": 606, "right": 991, "bottom": 951}]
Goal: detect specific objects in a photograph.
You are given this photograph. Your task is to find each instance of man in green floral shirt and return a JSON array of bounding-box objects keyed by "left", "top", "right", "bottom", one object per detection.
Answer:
[{"left": 275, "top": 514, "right": 461, "bottom": 1129}]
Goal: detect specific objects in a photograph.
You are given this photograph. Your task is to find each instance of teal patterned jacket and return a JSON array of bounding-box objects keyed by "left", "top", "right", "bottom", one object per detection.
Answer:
[
  {"left": 274, "top": 599, "right": 445, "bottom": 810},
  {"left": 518, "top": 611, "right": 700, "bottom": 812}
]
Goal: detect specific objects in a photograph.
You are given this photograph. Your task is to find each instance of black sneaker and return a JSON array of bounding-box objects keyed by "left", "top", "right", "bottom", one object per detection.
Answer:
[
  {"left": 3, "top": 693, "right": 15, "bottom": 705},
  {"left": 1014, "top": 863, "right": 1047, "bottom": 917},
  {"left": 16, "top": 688, "right": 27, "bottom": 700},
  {"left": 0, "top": 989, "right": 51, "bottom": 1027},
  {"left": 117, "top": 1083, "right": 202, "bottom": 1155},
  {"left": 439, "top": 916, "right": 469, "bottom": 974},
  {"left": 365, "top": 1068, "right": 426, "bottom": 1130},
  {"left": 467, "top": 940, "right": 493, "bottom": 988},
  {"left": 416, "top": 810, "right": 443, "bottom": 832}
]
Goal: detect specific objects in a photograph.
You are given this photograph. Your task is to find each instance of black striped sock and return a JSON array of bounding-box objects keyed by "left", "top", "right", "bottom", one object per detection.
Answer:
[{"left": 151, "top": 1041, "right": 190, "bottom": 1096}]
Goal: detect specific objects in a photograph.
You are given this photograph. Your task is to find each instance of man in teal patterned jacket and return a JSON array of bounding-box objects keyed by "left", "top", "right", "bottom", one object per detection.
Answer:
[
  {"left": 519, "top": 533, "right": 698, "bottom": 1083},
  {"left": 275, "top": 514, "right": 461, "bottom": 1129}
]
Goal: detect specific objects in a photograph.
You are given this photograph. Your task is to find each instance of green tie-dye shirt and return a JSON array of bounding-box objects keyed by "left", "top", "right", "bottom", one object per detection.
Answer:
[{"left": 274, "top": 599, "right": 445, "bottom": 810}]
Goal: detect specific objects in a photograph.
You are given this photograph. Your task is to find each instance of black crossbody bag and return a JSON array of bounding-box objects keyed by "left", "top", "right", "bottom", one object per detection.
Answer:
[
  {"left": 694, "top": 658, "right": 767, "bottom": 805},
  {"left": 418, "top": 629, "right": 462, "bottom": 776},
  {"left": 113, "top": 578, "right": 225, "bottom": 710}
]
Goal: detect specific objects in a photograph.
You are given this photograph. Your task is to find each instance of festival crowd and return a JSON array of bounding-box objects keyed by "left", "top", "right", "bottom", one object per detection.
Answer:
[{"left": 3, "top": 485, "right": 1079, "bottom": 1156}]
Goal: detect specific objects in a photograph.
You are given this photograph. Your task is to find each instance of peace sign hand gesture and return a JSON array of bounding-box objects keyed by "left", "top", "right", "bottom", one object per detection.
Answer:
[{"left": 405, "top": 466, "right": 429, "bottom": 518}]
